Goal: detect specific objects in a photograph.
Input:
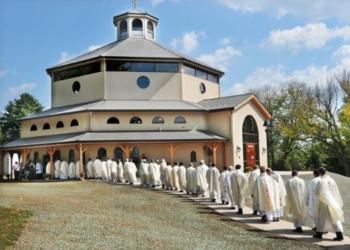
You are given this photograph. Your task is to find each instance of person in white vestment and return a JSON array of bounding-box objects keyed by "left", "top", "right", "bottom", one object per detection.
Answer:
[
  {"left": 93, "top": 158, "right": 102, "bottom": 179},
  {"left": 60, "top": 161, "right": 68, "bottom": 180},
  {"left": 45, "top": 162, "right": 51, "bottom": 176},
  {"left": 231, "top": 165, "right": 248, "bottom": 214},
  {"left": 196, "top": 160, "right": 209, "bottom": 196},
  {"left": 140, "top": 159, "right": 149, "bottom": 186},
  {"left": 116, "top": 159, "right": 124, "bottom": 182},
  {"left": 252, "top": 166, "right": 276, "bottom": 222},
  {"left": 186, "top": 163, "right": 197, "bottom": 194},
  {"left": 160, "top": 159, "right": 167, "bottom": 189},
  {"left": 154, "top": 160, "right": 162, "bottom": 186},
  {"left": 220, "top": 166, "right": 232, "bottom": 205},
  {"left": 285, "top": 170, "right": 307, "bottom": 232},
  {"left": 54, "top": 160, "right": 61, "bottom": 179},
  {"left": 267, "top": 168, "right": 286, "bottom": 221},
  {"left": 127, "top": 159, "right": 137, "bottom": 185},
  {"left": 177, "top": 162, "right": 187, "bottom": 192},
  {"left": 123, "top": 159, "right": 130, "bottom": 183},
  {"left": 86, "top": 159, "right": 93, "bottom": 178},
  {"left": 68, "top": 162, "right": 76, "bottom": 179},
  {"left": 314, "top": 167, "right": 344, "bottom": 241},
  {"left": 107, "top": 158, "right": 113, "bottom": 181},
  {"left": 101, "top": 160, "right": 108, "bottom": 181},
  {"left": 165, "top": 162, "right": 173, "bottom": 190},
  {"left": 110, "top": 160, "right": 117, "bottom": 182},
  {"left": 75, "top": 161, "right": 81, "bottom": 179},
  {"left": 35, "top": 162, "right": 43, "bottom": 179},
  {"left": 149, "top": 160, "right": 161, "bottom": 187},
  {"left": 248, "top": 165, "right": 260, "bottom": 215},
  {"left": 207, "top": 163, "right": 221, "bottom": 203},
  {"left": 306, "top": 169, "right": 321, "bottom": 230},
  {"left": 171, "top": 162, "right": 180, "bottom": 190}
]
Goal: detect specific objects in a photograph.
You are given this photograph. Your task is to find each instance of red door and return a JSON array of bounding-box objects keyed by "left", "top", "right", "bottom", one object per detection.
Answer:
[{"left": 246, "top": 144, "right": 256, "bottom": 167}]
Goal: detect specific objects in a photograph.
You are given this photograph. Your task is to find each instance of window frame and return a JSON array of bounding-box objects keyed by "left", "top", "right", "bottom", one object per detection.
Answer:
[{"left": 174, "top": 116, "right": 186, "bottom": 124}]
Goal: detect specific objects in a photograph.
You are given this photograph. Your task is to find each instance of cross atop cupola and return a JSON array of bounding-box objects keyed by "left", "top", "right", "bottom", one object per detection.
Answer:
[{"left": 113, "top": 1, "right": 158, "bottom": 41}]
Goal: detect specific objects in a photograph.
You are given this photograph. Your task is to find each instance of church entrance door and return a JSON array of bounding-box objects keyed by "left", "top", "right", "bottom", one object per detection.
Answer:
[{"left": 246, "top": 143, "right": 256, "bottom": 167}]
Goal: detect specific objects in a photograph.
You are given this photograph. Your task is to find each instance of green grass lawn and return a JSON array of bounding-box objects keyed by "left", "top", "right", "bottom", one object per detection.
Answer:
[
  {"left": 0, "top": 207, "right": 32, "bottom": 250},
  {"left": 0, "top": 181, "right": 321, "bottom": 250}
]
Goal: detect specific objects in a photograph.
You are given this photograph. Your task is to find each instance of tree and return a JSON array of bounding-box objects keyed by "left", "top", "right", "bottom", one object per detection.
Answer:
[{"left": 0, "top": 93, "right": 43, "bottom": 143}]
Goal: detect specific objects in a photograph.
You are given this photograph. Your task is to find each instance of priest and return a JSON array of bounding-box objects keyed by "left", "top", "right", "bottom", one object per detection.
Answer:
[
  {"left": 140, "top": 159, "right": 149, "bottom": 186},
  {"left": 93, "top": 158, "right": 102, "bottom": 179},
  {"left": 231, "top": 165, "right": 248, "bottom": 214},
  {"left": 267, "top": 168, "right": 286, "bottom": 221},
  {"left": 75, "top": 161, "right": 81, "bottom": 179},
  {"left": 127, "top": 159, "right": 137, "bottom": 185},
  {"left": 314, "top": 167, "right": 344, "bottom": 241},
  {"left": 285, "top": 170, "right": 307, "bottom": 232},
  {"left": 248, "top": 165, "right": 260, "bottom": 215},
  {"left": 160, "top": 159, "right": 167, "bottom": 189},
  {"left": 178, "top": 162, "right": 187, "bottom": 192},
  {"left": 60, "top": 161, "right": 68, "bottom": 180},
  {"left": 101, "top": 159, "right": 108, "bottom": 181},
  {"left": 123, "top": 159, "right": 129, "bottom": 183},
  {"left": 306, "top": 169, "right": 321, "bottom": 230},
  {"left": 86, "top": 158, "right": 93, "bottom": 178},
  {"left": 110, "top": 159, "right": 117, "bottom": 182},
  {"left": 207, "top": 163, "right": 221, "bottom": 203},
  {"left": 165, "top": 162, "right": 173, "bottom": 190},
  {"left": 220, "top": 166, "right": 232, "bottom": 205},
  {"left": 252, "top": 166, "right": 275, "bottom": 222},
  {"left": 196, "top": 160, "right": 209, "bottom": 196},
  {"left": 68, "top": 161, "right": 76, "bottom": 179},
  {"left": 54, "top": 160, "right": 61, "bottom": 179},
  {"left": 116, "top": 159, "right": 124, "bottom": 182},
  {"left": 107, "top": 158, "right": 113, "bottom": 181},
  {"left": 171, "top": 162, "right": 180, "bottom": 191},
  {"left": 186, "top": 163, "right": 197, "bottom": 195}
]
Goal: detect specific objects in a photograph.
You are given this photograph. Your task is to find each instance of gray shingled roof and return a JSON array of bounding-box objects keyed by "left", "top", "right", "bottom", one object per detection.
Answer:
[
  {"left": 20, "top": 100, "right": 204, "bottom": 121},
  {"left": 0, "top": 130, "right": 227, "bottom": 149},
  {"left": 48, "top": 38, "right": 224, "bottom": 74},
  {"left": 199, "top": 94, "right": 253, "bottom": 111}
]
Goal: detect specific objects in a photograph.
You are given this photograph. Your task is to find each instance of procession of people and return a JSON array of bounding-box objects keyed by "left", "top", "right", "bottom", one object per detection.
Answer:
[{"left": 10, "top": 156, "right": 345, "bottom": 241}]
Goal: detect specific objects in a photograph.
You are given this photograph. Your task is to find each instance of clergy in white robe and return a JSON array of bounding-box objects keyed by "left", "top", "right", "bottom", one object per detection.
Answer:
[
  {"left": 177, "top": 162, "right": 187, "bottom": 192},
  {"left": 75, "top": 161, "right": 81, "bottom": 179},
  {"left": 248, "top": 165, "right": 260, "bottom": 214},
  {"left": 196, "top": 160, "right": 209, "bottom": 196},
  {"left": 220, "top": 166, "right": 232, "bottom": 205},
  {"left": 149, "top": 160, "right": 161, "bottom": 187},
  {"left": 127, "top": 160, "right": 137, "bottom": 185},
  {"left": 186, "top": 163, "right": 197, "bottom": 194},
  {"left": 171, "top": 162, "right": 180, "bottom": 190},
  {"left": 86, "top": 159, "right": 93, "bottom": 178},
  {"left": 45, "top": 162, "right": 51, "bottom": 176},
  {"left": 116, "top": 159, "right": 124, "bottom": 182},
  {"left": 110, "top": 160, "right": 117, "bottom": 182},
  {"left": 68, "top": 162, "right": 76, "bottom": 179},
  {"left": 107, "top": 158, "right": 113, "bottom": 181},
  {"left": 306, "top": 169, "right": 321, "bottom": 229},
  {"left": 252, "top": 166, "right": 276, "bottom": 222},
  {"left": 285, "top": 170, "right": 307, "bottom": 232},
  {"left": 267, "top": 169, "right": 286, "bottom": 221},
  {"left": 231, "top": 165, "right": 248, "bottom": 213},
  {"left": 140, "top": 159, "right": 149, "bottom": 186},
  {"left": 160, "top": 159, "right": 167, "bottom": 189},
  {"left": 154, "top": 161, "right": 162, "bottom": 186},
  {"left": 59, "top": 161, "right": 68, "bottom": 180},
  {"left": 123, "top": 159, "right": 130, "bottom": 183},
  {"left": 207, "top": 163, "right": 221, "bottom": 203},
  {"left": 101, "top": 160, "right": 108, "bottom": 181},
  {"left": 165, "top": 163, "right": 173, "bottom": 190},
  {"left": 314, "top": 167, "right": 344, "bottom": 241},
  {"left": 93, "top": 159, "right": 102, "bottom": 179},
  {"left": 54, "top": 160, "right": 61, "bottom": 179}
]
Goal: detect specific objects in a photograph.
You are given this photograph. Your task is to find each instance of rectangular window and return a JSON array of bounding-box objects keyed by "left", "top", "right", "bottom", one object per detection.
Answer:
[
  {"left": 155, "top": 63, "right": 179, "bottom": 72},
  {"left": 183, "top": 65, "right": 195, "bottom": 76},
  {"left": 131, "top": 62, "right": 155, "bottom": 72},
  {"left": 106, "top": 61, "right": 130, "bottom": 71},
  {"left": 208, "top": 73, "right": 219, "bottom": 83},
  {"left": 195, "top": 69, "right": 207, "bottom": 80},
  {"left": 53, "top": 62, "right": 101, "bottom": 81}
]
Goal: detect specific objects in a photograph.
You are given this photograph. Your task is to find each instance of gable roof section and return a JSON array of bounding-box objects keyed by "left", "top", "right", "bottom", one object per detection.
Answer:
[{"left": 47, "top": 38, "right": 224, "bottom": 75}]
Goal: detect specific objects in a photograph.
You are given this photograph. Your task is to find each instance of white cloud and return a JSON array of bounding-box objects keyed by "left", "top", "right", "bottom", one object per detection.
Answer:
[
  {"left": 265, "top": 23, "right": 350, "bottom": 50},
  {"left": 171, "top": 31, "right": 205, "bottom": 53},
  {"left": 197, "top": 45, "right": 241, "bottom": 71},
  {"left": 217, "top": 0, "right": 350, "bottom": 22},
  {"left": 58, "top": 52, "right": 73, "bottom": 63},
  {"left": 219, "top": 37, "right": 232, "bottom": 46},
  {"left": 149, "top": 0, "right": 164, "bottom": 6},
  {"left": 9, "top": 82, "right": 37, "bottom": 95},
  {"left": 0, "top": 69, "right": 8, "bottom": 78},
  {"left": 87, "top": 44, "right": 102, "bottom": 52},
  {"left": 226, "top": 45, "right": 350, "bottom": 95}
]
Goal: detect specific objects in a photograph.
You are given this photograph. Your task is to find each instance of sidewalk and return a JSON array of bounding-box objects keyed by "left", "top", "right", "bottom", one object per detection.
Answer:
[{"left": 163, "top": 189, "right": 350, "bottom": 249}]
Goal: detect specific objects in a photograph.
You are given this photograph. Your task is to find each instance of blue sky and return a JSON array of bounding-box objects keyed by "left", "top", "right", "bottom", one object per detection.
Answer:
[{"left": 1, "top": 0, "right": 349, "bottom": 110}]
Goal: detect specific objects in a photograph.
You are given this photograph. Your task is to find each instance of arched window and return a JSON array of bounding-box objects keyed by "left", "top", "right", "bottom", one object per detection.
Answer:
[
  {"left": 43, "top": 123, "right": 50, "bottom": 130},
  {"left": 190, "top": 151, "right": 197, "bottom": 163},
  {"left": 70, "top": 119, "right": 79, "bottom": 127},
  {"left": 54, "top": 150, "right": 61, "bottom": 161},
  {"left": 30, "top": 124, "right": 37, "bottom": 131},
  {"left": 242, "top": 115, "right": 260, "bottom": 168},
  {"left": 147, "top": 21, "right": 154, "bottom": 38},
  {"left": 174, "top": 116, "right": 186, "bottom": 124},
  {"left": 152, "top": 116, "right": 164, "bottom": 124},
  {"left": 107, "top": 117, "right": 120, "bottom": 124},
  {"left": 132, "top": 19, "right": 143, "bottom": 31},
  {"left": 34, "top": 152, "right": 39, "bottom": 163},
  {"left": 114, "top": 147, "right": 124, "bottom": 161},
  {"left": 120, "top": 20, "right": 128, "bottom": 36},
  {"left": 68, "top": 149, "right": 75, "bottom": 163},
  {"left": 56, "top": 121, "right": 64, "bottom": 128},
  {"left": 130, "top": 147, "right": 140, "bottom": 165},
  {"left": 130, "top": 116, "right": 142, "bottom": 124},
  {"left": 97, "top": 147, "right": 107, "bottom": 160}
]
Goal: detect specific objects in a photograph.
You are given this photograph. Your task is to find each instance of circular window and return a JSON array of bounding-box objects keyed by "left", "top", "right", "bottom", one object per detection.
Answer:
[
  {"left": 200, "top": 83, "right": 206, "bottom": 94},
  {"left": 137, "top": 76, "right": 150, "bottom": 89},
  {"left": 72, "top": 81, "right": 80, "bottom": 93}
]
